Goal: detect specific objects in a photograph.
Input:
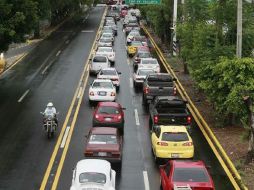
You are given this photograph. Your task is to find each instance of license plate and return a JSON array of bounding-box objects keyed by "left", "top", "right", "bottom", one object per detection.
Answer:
[
  {"left": 105, "top": 118, "right": 112, "bottom": 121},
  {"left": 171, "top": 153, "right": 179, "bottom": 158},
  {"left": 99, "top": 91, "right": 106, "bottom": 96},
  {"left": 98, "top": 152, "right": 107, "bottom": 157}
]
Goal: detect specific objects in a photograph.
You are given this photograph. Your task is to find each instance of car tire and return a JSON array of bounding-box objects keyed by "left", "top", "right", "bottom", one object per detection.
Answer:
[
  {"left": 116, "top": 86, "right": 120, "bottom": 91},
  {"left": 149, "top": 116, "right": 153, "bottom": 130},
  {"left": 89, "top": 100, "right": 93, "bottom": 106},
  {"left": 142, "top": 95, "right": 147, "bottom": 106}
]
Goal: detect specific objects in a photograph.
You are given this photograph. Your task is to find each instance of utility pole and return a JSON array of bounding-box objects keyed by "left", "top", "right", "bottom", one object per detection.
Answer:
[
  {"left": 236, "top": 0, "right": 242, "bottom": 58},
  {"left": 172, "top": 0, "right": 178, "bottom": 56}
]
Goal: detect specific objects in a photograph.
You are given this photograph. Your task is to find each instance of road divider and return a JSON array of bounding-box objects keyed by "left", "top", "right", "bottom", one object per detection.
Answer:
[
  {"left": 142, "top": 25, "right": 247, "bottom": 190},
  {"left": 143, "top": 171, "right": 150, "bottom": 190},
  {"left": 134, "top": 109, "right": 140, "bottom": 126},
  {"left": 17, "top": 89, "right": 30, "bottom": 103},
  {"left": 56, "top": 50, "right": 61, "bottom": 57},
  {"left": 60, "top": 126, "right": 71, "bottom": 148}
]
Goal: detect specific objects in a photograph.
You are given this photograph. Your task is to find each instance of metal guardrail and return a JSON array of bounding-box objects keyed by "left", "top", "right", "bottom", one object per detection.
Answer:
[{"left": 142, "top": 25, "right": 248, "bottom": 190}]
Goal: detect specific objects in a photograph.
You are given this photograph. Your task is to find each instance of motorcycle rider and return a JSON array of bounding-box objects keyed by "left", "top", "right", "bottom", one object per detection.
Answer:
[{"left": 43, "top": 102, "right": 58, "bottom": 128}]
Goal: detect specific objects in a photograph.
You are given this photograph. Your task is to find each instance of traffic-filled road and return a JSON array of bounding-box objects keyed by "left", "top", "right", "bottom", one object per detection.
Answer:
[{"left": 0, "top": 5, "right": 234, "bottom": 190}]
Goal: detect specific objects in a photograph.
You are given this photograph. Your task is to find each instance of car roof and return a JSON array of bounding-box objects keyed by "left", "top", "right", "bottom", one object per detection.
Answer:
[
  {"left": 140, "top": 58, "right": 157, "bottom": 61},
  {"left": 159, "top": 125, "right": 188, "bottom": 133},
  {"left": 98, "top": 46, "right": 112, "bottom": 50},
  {"left": 98, "top": 101, "right": 121, "bottom": 107},
  {"left": 76, "top": 159, "right": 111, "bottom": 175},
  {"left": 156, "top": 96, "right": 183, "bottom": 101},
  {"left": 100, "top": 67, "right": 117, "bottom": 71},
  {"left": 93, "top": 55, "right": 107, "bottom": 58},
  {"left": 90, "top": 127, "right": 118, "bottom": 135},
  {"left": 172, "top": 160, "right": 206, "bottom": 169},
  {"left": 93, "top": 79, "right": 112, "bottom": 82}
]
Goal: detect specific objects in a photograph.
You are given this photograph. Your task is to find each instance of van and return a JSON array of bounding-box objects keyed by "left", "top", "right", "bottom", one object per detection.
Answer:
[{"left": 90, "top": 55, "right": 110, "bottom": 75}]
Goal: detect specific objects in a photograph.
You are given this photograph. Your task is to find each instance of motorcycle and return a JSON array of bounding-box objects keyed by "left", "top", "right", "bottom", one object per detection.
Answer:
[{"left": 40, "top": 111, "right": 59, "bottom": 139}]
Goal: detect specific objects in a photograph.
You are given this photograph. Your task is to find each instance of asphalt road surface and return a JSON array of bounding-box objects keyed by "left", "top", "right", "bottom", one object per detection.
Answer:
[{"left": 0, "top": 5, "right": 234, "bottom": 190}]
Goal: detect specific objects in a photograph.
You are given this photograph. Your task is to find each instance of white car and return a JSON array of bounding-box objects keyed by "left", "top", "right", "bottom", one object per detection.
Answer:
[
  {"left": 90, "top": 55, "right": 110, "bottom": 74},
  {"left": 89, "top": 79, "right": 116, "bottom": 103},
  {"left": 133, "top": 68, "right": 155, "bottom": 87},
  {"left": 70, "top": 159, "right": 116, "bottom": 190},
  {"left": 126, "top": 30, "right": 140, "bottom": 44},
  {"left": 138, "top": 58, "right": 160, "bottom": 73},
  {"left": 101, "top": 33, "right": 114, "bottom": 43},
  {"left": 96, "top": 47, "right": 115, "bottom": 63},
  {"left": 98, "top": 37, "right": 113, "bottom": 47},
  {"left": 97, "top": 68, "right": 121, "bottom": 90}
]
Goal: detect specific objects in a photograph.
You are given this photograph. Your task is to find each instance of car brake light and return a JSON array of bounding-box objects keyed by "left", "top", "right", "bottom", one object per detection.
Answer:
[
  {"left": 187, "top": 116, "right": 191, "bottom": 124},
  {"left": 173, "top": 87, "right": 177, "bottom": 95},
  {"left": 182, "top": 142, "right": 193, "bottom": 146},
  {"left": 95, "top": 114, "right": 99, "bottom": 119},
  {"left": 154, "top": 115, "right": 159, "bottom": 124},
  {"left": 111, "top": 92, "right": 115, "bottom": 96},
  {"left": 117, "top": 115, "right": 122, "bottom": 120},
  {"left": 84, "top": 151, "right": 93, "bottom": 156},
  {"left": 112, "top": 152, "right": 120, "bottom": 157},
  {"left": 144, "top": 87, "right": 149, "bottom": 94},
  {"left": 157, "top": 142, "right": 168, "bottom": 146},
  {"left": 89, "top": 91, "right": 94, "bottom": 96}
]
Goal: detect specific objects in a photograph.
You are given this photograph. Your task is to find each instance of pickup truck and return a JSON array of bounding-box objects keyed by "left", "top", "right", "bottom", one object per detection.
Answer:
[
  {"left": 149, "top": 96, "right": 191, "bottom": 131},
  {"left": 142, "top": 73, "right": 177, "bottom": 106}
]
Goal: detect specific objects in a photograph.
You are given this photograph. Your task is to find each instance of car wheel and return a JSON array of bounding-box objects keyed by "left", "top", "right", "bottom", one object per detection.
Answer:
[
  {"left": 149, "top": 116, "right": 152, "bottom": 130},
  {"left": 142, "top": 95, "right": 147, "bottom": 106},
  {"left": 116, "top": 86, "right": 120, "bottom": 91},
  {"left": 89, "top": 100, "right": 93, "bottom": 106}
]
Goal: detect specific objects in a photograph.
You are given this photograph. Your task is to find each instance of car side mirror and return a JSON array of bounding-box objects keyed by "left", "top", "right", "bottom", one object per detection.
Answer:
[
  {"left": 122, "top": 107, "right": 126, "bottom": 110},
  {"left": 118, "top": 72, "right": 122, "bottom": 74}
]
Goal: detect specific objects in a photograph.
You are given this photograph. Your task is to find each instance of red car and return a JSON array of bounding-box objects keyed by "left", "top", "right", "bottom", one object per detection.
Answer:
[
  {"left": 92, "top": 102, "right": 125, "bottom": 134},
  {"left": 84, "top": 127, "right": 123, "bottom": 164},
  {"left": 160, "top": 160, "right": 215, "bottom": 190},
  {"left": 120, "top": 10, "right": 128, "bottom": 18}
]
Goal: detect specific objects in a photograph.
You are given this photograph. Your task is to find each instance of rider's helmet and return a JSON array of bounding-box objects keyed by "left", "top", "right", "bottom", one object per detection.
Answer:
[{"left": 47, "top": 102, "right": 53, "bottom": 108}]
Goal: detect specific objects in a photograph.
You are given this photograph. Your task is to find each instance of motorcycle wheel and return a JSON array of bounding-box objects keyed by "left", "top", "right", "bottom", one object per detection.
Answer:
[{"left": 47, "top": 130, "right": 51, "bottom": 139}]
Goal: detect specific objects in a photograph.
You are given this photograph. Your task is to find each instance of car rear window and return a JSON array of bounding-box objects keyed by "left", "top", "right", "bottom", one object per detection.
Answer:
[
  {"left": 173, "top": 168, "right": 209, "bottom": 182},
  {"left": 100, "top": 69, "right": 117, "bottom": 75},
  {"left": 138, "top": 52, "right": 151, "bottom": 58},
  {"left": 98, "top": 106, "right": 120, "bottom": 114},
  {"left": 98, "top": 48, "right": 112, "bottom": 52},
  {"left": 93, "top": 56, "right": 107, "bottom": 62},
  {"left": 147, "top": 74, "right": 173, "bottom": 82},
  {"left": 131, "top": 41, "right": 143, "bottom": 46},
  {"left": 141, "top": 59, "right": 158, "bottom": 64},
  {"left": 92, "top": 81, "right": 113, "bottom": 88},
  {"left": 79, "top": 172, "right": 106, "bottom": 184},
  {"left": 89, "top": 134, "right": 117, "bottom": 144},
  {"left": 138, "top": 69, "right": 154, "bottom": 76},
  {"left": 161, "top": 132, "right": 189, "bottom": 142}
]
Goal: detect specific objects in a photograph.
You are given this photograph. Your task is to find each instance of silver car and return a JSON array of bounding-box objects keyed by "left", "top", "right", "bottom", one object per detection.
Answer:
[{"left": 90, "top": 55, "right": 110, "bottom": 75}]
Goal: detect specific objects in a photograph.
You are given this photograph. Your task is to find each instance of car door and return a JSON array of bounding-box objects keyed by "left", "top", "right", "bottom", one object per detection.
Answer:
[
  {"left": 151, "top": 126, "right": 160, "bottom": 152},
  {"left": 160, "top": 161, "right": 171, "bottom": 190}
]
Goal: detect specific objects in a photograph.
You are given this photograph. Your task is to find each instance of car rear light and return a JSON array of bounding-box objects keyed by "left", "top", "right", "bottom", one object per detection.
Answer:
[
  {"left": 84, "top": 151, "right": 93, "bottom": 156},
  {"left": 187, "top": 116, "right": 191, "bottom": 124},
  {"left": 89, "top": 91, "right": 94, "bottom": 96},
  {"left": 173, "top": 87, "right": 177, "bottom": 95},
  {"left": 95, "top": 114, "right": 99, "bottom": 119},
  {"left": 144, "top": 87, "right": 149, "bottom": 94},
  {"left": 112, "top": 152, "right": 120, "bottom": 157},
  {"left": 154, "top": 115, "right": 159, "bottom": 124},
  {"left": 157, "top": 142, "right": 168, "bottom": 146},
  {"left": 183, "top": 142, "right": 193, "bottom": 146},
  {"left": 110, "top": 92, "right": 115, "bottom": 96},
  {"left": 111, "top": 78, "right": 118, "bottom": 81},
  {"left": 117, "top": 115, "right": 122, "bottom": 120}
]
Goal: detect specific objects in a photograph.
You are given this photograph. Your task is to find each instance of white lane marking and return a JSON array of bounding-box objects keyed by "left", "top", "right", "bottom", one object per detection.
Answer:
[
  {"left": 143, "top": 171, "right": 150, "bottom": 190},
  {"left": 60, "top": 126, "right": 71, "bottom": 148},
  {"left": 56, "top": 50, "right": 61, "bottom": 57},
  {"left": 65, "top": 40, "right": 70, "bottom": 44},
  {"left": 18, "top": 90, "right": 30, "bottom": 103},
  {"left": 81, "top": 30, "right": 94, "bottom": 33},
  {"left": 130, "top": 77, "right": 133, "bottom": 88},
  {"left": 77, "top": 87, "right": 83, "bottom": 99},
  {"left": 41, "top": 65, "right": 49, "bottom": 75},
  {"left": 134, "top": 109, "right": 140, "bottom": 126}
]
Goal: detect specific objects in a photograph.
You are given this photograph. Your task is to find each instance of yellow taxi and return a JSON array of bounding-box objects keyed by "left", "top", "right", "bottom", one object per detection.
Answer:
[
  {"left": 127, "top": 41, "right": 143, "bottom": 57},
  {"left": 151, "top": 125, "right": 194, "bottom": 161}
]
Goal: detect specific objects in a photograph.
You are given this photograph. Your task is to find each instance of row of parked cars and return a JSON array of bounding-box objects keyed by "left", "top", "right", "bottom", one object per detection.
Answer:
[{"left": 70, "top": 4, "right": 215, "bottom": 190}]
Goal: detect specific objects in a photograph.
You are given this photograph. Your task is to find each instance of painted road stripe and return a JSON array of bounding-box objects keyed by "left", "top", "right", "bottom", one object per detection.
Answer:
[
  {"left": 130, "top": 77, "right": 133, "bottom": 88},
  {"left": 65, "top": 40, "right": 70, "bottom": 44},
  {"left": 134, "top": 109, "right": 140, "bottom": 126},
  {"left": 41, "top": 65, "right": 49, "bottom": 75},
  {"left": 56, "top": 50, "right": 61, "bottom": 57},
  {"left": 17, "top": 90, "right": 30, "bottom": 103},
  {"left": 81, "top": 30, "right": 94, "bottom": 33},
  {"left": 60, "top": 126, "right": 70, "bottom": 148},
  {"left": 77, "top": 87, "right": 83, "bottom": 99},
  {"left": 143, "top": 171, "right": 150, "bottom": 190}
]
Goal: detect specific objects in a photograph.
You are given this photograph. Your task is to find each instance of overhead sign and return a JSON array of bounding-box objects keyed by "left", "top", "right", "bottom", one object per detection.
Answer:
[{"left": 125, "top": 0, "right": 161, "bottom": 4}]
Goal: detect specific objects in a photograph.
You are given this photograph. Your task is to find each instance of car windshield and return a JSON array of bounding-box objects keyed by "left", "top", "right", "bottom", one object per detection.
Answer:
[
  {"left": 161, "top": 132, "right": 189, "bottom": 142},
  {"left": 98, "top": 106, "right": 120, "bottom": 114},
  {"left": 138, "top": 52, "right": 151, "bottom": 58},
  {"left": 138, "top": 69, "right": 154, "bottom": 76},
  {"left": 131, "top": 41, "right": 142, "bottom": 46},
  {"left": 92, "top": 81, "right": 113, "bottom": 88},
  {"left": 100, "top": 69, "right": 117, "bottom": 75},
  {"left": 79, "top": 172, "right": 106, "bottom": 184},
  {"left": 93, "top": 56, "right": 107, "bottom": 62},
  {"left": 102, "top": 34, "right": 112, "bottom": 38},
  {"left": 98, "top": 48, "right": 112, "bottom": 52},
  {"left": 173, "top": 168, "right": 209, "bottom": 182},
  {"left": 89, "top": 134, "right": 117, "bottom": 144},
  {"left": 141, "top": 59, "right": 158, "bottom": 64}
]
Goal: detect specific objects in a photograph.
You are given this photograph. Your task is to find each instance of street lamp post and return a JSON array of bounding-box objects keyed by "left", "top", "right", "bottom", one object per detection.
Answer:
[
  {"left": 172, "top": 0, "right": 178, "bottom": 56},
  {"left": 236, "top": 0, "right": 242, "bottom": 58}
]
